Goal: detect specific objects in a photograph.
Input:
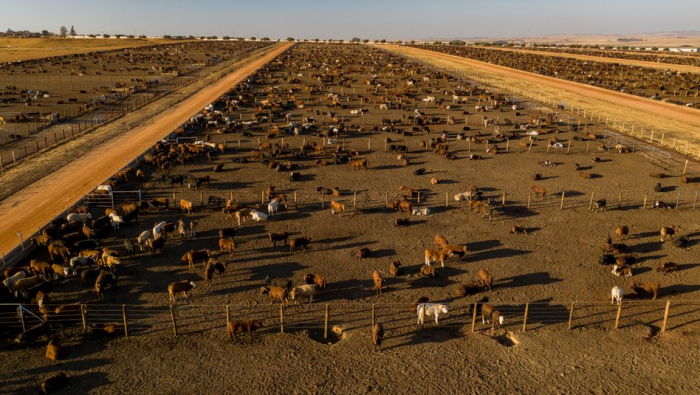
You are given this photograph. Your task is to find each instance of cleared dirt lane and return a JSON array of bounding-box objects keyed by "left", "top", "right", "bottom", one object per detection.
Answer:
[{"left": 0, "top": 43, "right": 293, "bottom": 257}]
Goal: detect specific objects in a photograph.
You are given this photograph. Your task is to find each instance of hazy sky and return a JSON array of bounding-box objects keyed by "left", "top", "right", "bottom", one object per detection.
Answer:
[{"left": 4, "top": 0, "right": 699, "bottom": 40}]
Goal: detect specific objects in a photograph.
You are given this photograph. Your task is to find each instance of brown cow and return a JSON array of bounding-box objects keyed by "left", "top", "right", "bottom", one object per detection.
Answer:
[
  {"left": 350, "top": 158, "right": 368, "bottom": 170},
  {"left": 219, "top": 238, "right": 235, "bottom": 255},
  {"left": 180, "top": 199, "right": 194, "bottom": 214}
]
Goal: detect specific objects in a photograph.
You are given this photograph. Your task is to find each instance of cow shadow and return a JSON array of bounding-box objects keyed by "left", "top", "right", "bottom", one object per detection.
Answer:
[
  {"left": 633, "top": 231, "right": 660, "bottom": 239},
  {"left": 386, "top": 326, "right": 461, "bottom": 350},
  {"left": 664, "top": 284, "right": 700, "bottom": 296},
  {"left": 371, "top": 249, "right": 396, "bottom": 258},
  {"left": 322, "top": 279, "right": 376, "bottom": 302},
  {"left": 468, "top": 239, "right": 502, "bottom": 251},
  {"left": 248, "top": 261, "right": 309, "bottom": 281},
  {"left": 635, "top": 254, "right": 666, "bottom": 264},
  {"left": 468, "top": 248, "right": 531, "bottom": 262},
  {"left": 502, "top": 206, "right": 539, "bottom": 219},
  {"left": 632, "top": 241, "right": 663, "bottom": 253},
  {"left": 498, "top": 272, "right": 562, "bottom": 289}
]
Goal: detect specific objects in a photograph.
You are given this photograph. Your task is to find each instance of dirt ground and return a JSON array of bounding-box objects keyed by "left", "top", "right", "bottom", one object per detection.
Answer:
[
  {"left": 0, "top": 43, "right": 698, "bottom": 394},
  {"left": 0, "top": 38, "right": 177, "bottom": 63}
]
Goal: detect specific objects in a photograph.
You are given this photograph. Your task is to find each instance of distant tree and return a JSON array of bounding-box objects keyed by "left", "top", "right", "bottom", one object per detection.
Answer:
[
  {"left": 103, "top": 34, "right": 110, "bottom": 39},
  {"left": 139, "top": 34, "right": 147, "bottom": 39},
  {"left": 187, "top": 35, "right": 195, "bottom": 40},
  {"left": 351, "top": 37, "right": 360, "bottom": 43},
  {"left": 314, "top": 38, "right": 319, "bottom": 42},
  {"left": 236, "top": 37, "right": 244, "bottom": 41},
  {"left": 127, "top": 35, "right": 135, "bottom": 39},
  {"left": 373, "top": 39, "right": 379, "bottom": 43},
  {"left": 338, "top": 39, "right": 344, "bottom": 43},
  {"left": 59, "top": 26, "right": 68, "bottom": 38},
  {"left": 261, "top": 37, "right": 270, "bottom": 41},
  {"left": 303, "top": 39, "right": 308, "bottom": 42},
  {"left": 88, "top": 34, "right": 96, "bottom": 38},
  {"left": 69, "top": 25, "right": 76, "bottom": 37},
  {"left": 362, "top": 39, "right": 369, "bottom": 43},
  {"left": 250, "top": 36, "right": 256, "bottom": 41},
  {"left": 209, "top": 36, "right": 217, "bottom": 39},
  {"left": 115, "top": 34, "right": 123, "bottom": 39},
  {"left": 410, "top": 40, "right": 415, "bottom": 45},
  {"left": 663, "top": 47, "right": 670, "bottom": 51},
  {"left": 286, "top": 37, "right": 294, "bottom": 41},
  {"left": 41, "top": 30, "right": 50, "bottom": 37},
  {"left": 223, "top": 36, "right": 230, "bottom": 40},
  {"left": 651, "top": 47, "right": 658, "bottom": 51},
  {"left": 379, "top": 39, "right": 386, "bottom": 43},
  {"left": 449, "top": 40, "right": 466, "bottom": 46},
  {"left": 163, "top": 35, "right": 171, "bottom": 39}
]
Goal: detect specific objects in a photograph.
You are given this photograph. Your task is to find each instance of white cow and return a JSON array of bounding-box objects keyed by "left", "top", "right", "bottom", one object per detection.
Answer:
[
  {"left": 137, "top": 230, "right": 153, "bottom": 251},
  {"left": 66, "top": 213, "right": 92, "bottom": 223},
  {"left": 70, "top": 256, "right": 93, "bottom": 269},
  {"left": 416, "top": 303, "right": 449, "bottom": 325},
  {"left": 422, "top": 96, "right": 436, "bottom": 103},
  {"left": 97, "top": 185, "right": 113, "bottom": 193},
  {"left": 611, "top": 286, "right": 624, "bottom": 305},
  {"left": 2, "top": 271, "right": 27, "bottom": 293},
  {"left": 153, "top": 221, "right": 167, "bottom": 240},
  {"left": 250, "top": 210, "right": 268, "bottom": 221},
  {"left": 109, "top": 213, "right": 124, "bottom": 229},
  {"left": 268, "top": 200, "right": 281, "bottom": 216},
  {"left": 378, "top": 104, "right": 388, "bottom": 111},
  {"left": 412, "top": 207, "right": 431, "bottom": 216}
]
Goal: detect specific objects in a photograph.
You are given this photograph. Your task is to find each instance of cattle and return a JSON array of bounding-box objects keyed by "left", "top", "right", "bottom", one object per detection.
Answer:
[
  {"left": 612, "top": 265, "right": 633, "bottom": 277},
  {"left": 420, "top": 265, "right": 437, "bottom": 278},
  {"left": 616, "top": 226, "right": 629, "bottom": 240},
  {"left": 227, "top": 319, "right": 264, "bottom": 342},
  {"left": 219, "top": 228, "right": 238, "bottom": 239},
  {"left": 349, "top": 158, "right": 368, "bottom": 170},
  {"left": 66, "top": 213, "right": 92, "bottom": 223},
  {"left": 411, "top": 207, "right": 430, "bottom": 216},
  {"left": 510, "top": 225, "right": 528, "bottom": 235},
  {"left": 109, "top": 213, "right": 124, "bottom": 229},
  {"left": 264, "top": 276, "right": 293, "bottom": 291},
  {"left": 481, "top": 303, "right": 505, "bottom": 326},
  {"left": 630, "top": 282, "right": 660, "bottom": 300},
  {"left": 3, "top": 271, "right": 28, "bottom": 293},
  {"left": 30, "top": 260, "right": 53, "bottom": 278},
  {"left": 373, "top": 270, "right": 383, "bottom": 295},
  {"left": 260, "top": 285, "right": 288, "bottom": 305},
  {"left": 330, "top": 201, "right": 346, "bottom": 216},
  {"left": 531, "top": 185, "right": 546, "bottom": 199},
  {"left": 611, "top": 286, "right": 625, "bottom": 305},
  {"left": 373, "top": 322, "right": 384, "bottom": 351},
  {"left": 81, "top": 268, "right": 104, "bottom": 286},
  {"left": 137, "top": 230, "right": 153, "bottom": 251},
  {"left": 434, "top": 235, "right": 449, "bottom": 249},
  {"left": 51, "top": 264, "right": 75, "bottom": 279},
  {"left": 48, "top": 244, "right": 71, "bottom": 263},
  {"left": 95, "top": 271, "right": 117, "bottom": 301},
  {"left": 289, "top": 237, "right": 311, "bottom": 253},
  {"left": 592, "top": 199, "right": 607, "bottom": 212},
  {"left": 219, "top": 238, "right": 235, "bottom": 255},
  {"left": 656, "top": 261, "right": 679, "bottom": 274},
  {"left": 180, "top": 199, "right": 194, "bottom": 214},
  {"left": 424, "top": 249, "right": 453, "bottom": 267},
  {"left": 356, "top": 248, "right": 371, "bottom": 260},
  {"left": 660, "top": 226, "right": 680, "bottom": 242},
  {"left": 442, "top": 244, "right": 469, "bottom": 261},
  {"left": 478, "top": 269, "right": 493, "bottom": 291},
  {"left": 389, "top": 261, "right": 402, "bottom": 276},
  {"left": 393, "top": 218, "right": 410, "bottom": 227},
  {"left": 151, "top": 198, "right": 170, "bottom": 210},
  {"left": 40, "top": 372, "right": 69, "bottom": 395},
  {"left": 147, "top": 237, "right": 166, "bottom": 255},
  {"left": 290, "top": 284, "right": 318, "bottom": 304},
  {"left": 268, "top": 232, "right": 289, "bottom": 246},
  {"left": 455, "top": 281, "right": 483, "bottom": 297},
  {"left": 304, "top": 273, "right": 327, "bottom": 290},
  {"left": 416, "top": 303, "right": 449, "bottom": 325},
  {"left": 13, "top": 276, "right": 44, "bottom": 297},
  {"left": 184, "top": 249, "right": 210, "bottom": 268},
  {"left": 168, "top": 280, "right": 196, "bottom": 302}
]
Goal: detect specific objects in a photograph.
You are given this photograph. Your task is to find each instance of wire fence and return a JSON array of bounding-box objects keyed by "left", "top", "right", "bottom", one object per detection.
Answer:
[{"left": 2, "top": 300, "right": 698, "bottom": 340}]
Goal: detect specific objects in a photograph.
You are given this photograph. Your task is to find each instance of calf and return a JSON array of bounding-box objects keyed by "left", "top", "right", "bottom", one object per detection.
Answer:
[
  {"left": 389, "top": 261, "right": 402, "bottom": 276},
  {"left": 330, "top": 201, "right": 346, "bottom": 216},
  {"left": 227, "top": 319, "right": 264, "bottom": 342},
  {"left": 442, "top": 244, "right": 469, "bottom": 261},
  {"left": 373, "top": 322, "right": 384, "bottom": 351},
  {"left": 304, "top": 273, "right": 327, "bottom": 289},
  {"left": 373, "top": 270, "right": 383, "bottom": 295},
  {"left": 147, "top": 237, "right": 166, "bottom": 255},
  {"left": 416, "top": 303, "right": 449, "bottom": 325},
  {"left": 434, "top": 235, "right": 449, "bottom": 249},
  {"left": 424, "top": 249, "right": 452, "bottom": 267},
  {"left": 290, "top": 284, "right": 318, "bottom": 304},
  {"left": 260, "top": 285, "right": 288, "bottom": 305},
  {"left": 615, "top": 226, "right": 629, "bottom": 240},
  {"left": 356, "top": 248, "right": 371, "bottom": 260},
  {"left": 481, "top": 303, "right": 504, "bottom": 326},
  {"left": 41, "top": 372, "right": 69, "bottom": 395},
  {"left": 180, "top": 199, "right": 194, "bottom": 214},
  {"left": 660, "top": 226, "right": 680, "bottom": 242},
  {"left": 656, "top": 261, "right": 679, "bottom": 274},
  {"left": 420, "top": 265, "right": 437, "bottom": 278},
  {"left": 611, "top": 285, "right": 624, "bottom": 304},
  {"left": 531, "top": 185, "right": 547, "bottom": 199},
  {"left": 219, "top": 238, "right": 235, "bottom": 255},
  {"left": 393, "top": 218, "right": 410, "bottom": 227},
  {"left": 630, "top": 282, "right": 660, "bottom": 300},
  {"left": 478, "top": 269, "right": 493, "bottom": 291},
  {"left": 168, "top": 280, "right": 196, "bottom": 302},
  {"left": 592, "top": 199, "right": 607, "bottom": 212},
  {"left": 349, "top": 158, "right": 368, "bottom": 170},
  {"left": 268, "top": 232, "right": 289, "bottom": 246},
  {"left": 289, "top": 237, "right": 311, "bottom": 253}
]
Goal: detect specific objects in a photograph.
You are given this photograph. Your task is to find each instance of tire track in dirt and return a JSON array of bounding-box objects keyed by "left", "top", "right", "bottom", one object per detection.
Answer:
[{"left": 0, "top": 43, "right": 293, "bottom": 257}]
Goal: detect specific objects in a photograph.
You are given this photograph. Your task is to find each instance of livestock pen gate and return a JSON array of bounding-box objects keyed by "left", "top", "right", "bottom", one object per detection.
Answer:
[{"left": 82, "top": 190, "right": 143, "bottom": 209}]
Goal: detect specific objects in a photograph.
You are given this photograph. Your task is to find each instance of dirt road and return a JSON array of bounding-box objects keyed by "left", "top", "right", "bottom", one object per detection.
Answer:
[
  {"left": 385, "top": 45, "right": 700, "bottom": 127},
  {"left": 0, "top": 42, "right": 293, "bottom": 258}
]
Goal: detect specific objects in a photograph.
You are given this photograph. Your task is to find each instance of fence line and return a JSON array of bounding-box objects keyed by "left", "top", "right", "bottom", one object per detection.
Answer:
[{"left": 2, "top": 301, "right": 698, "bottom": 339}]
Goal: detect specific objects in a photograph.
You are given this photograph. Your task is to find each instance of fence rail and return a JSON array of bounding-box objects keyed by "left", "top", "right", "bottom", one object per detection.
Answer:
[{"left": 2, "top": 301, "right": 698, "bottom": 340}]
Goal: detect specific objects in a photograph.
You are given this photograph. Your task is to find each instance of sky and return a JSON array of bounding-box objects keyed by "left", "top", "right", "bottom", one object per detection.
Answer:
[{"left": 3, "top": 0, "right": 699, "bottom": 40}]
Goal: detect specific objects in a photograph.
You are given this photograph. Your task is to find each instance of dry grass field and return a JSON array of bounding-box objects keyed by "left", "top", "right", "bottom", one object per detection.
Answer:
[
  {"left": 0, "top": 43, "right": 698, "bottom": 394},
  {"left": 0, "top": 37, "right": 178, "bottom": 63}
]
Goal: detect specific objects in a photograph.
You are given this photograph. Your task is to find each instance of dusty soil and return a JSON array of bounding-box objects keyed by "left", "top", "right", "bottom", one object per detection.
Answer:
[
  {"left": 0, "top": 43, "right": 698, "bottom": 394},
  {"left": 0, "top": 38, "right": 177, "bottom": 63}
]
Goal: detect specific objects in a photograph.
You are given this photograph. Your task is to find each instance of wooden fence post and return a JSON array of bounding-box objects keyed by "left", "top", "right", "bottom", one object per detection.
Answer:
[
  {"left": 527, "top": 192, "right": 532, "bottom": 209},
  {"left": 280, "top": 305, "right": 284, "bottom": 334},
  {"left": 371, "top": 304, "right": 376, "bottom": 331},
  {"left": 353, "top": 191, "right": 357, "bottom": 211},
  {"left": 675, "top": 192, "right": 681, "bottom": 209},
  {"left": 501, "top": 191, "right": 506, "bottom": 206},
  {"left": 693, "top": 191, "right": 698, "bottom": 210},
  {"left": 81, "top": 304, "right": 88, "bottom": 334},
  {"left": 682, "top": 160, "right": 689, "bottom": 175},
  {"left": 471, "top": 303, "right": 478, "bottom": 332},
  {"left": 324, "top": 304, "right": 329, "bottom": 339},
  {"left": 661, "top": 301, "right": 671, "bottom": 333},
  {"left": 417, "top": 191, "right": 421, "bottom": 204},
  {"left": 614, "top": 302, "right": 623, "bottom": 330},
  {"left": 618, "top": 190, "right": 622, "bottom": 209},
  {"left": 226, "top": 304, "right": 230, "bottom": 324},
  {"left": 568, "top": 303, "right": 575, "bottom": 330},
  {"left": 567, "top": 140, "right": 571, "bottom": 153},
  {"left": 560, "top": 191, "right": 566, "bottom": 210},
  {"left": 643, "top": 193, "right": 648, "bottom": 210},
  {"left": 122, "top": 305, "right": 129, "bottom": 338},
  {"left": 586, "top": 141, "right": 590, "bottom": 153},
  {"left": 170, "top": 305, "right": 178, "bottom": 336},
  {"left": 522, "top": 302, "right": 529, "bottom": 331},
  {"left": 528, "top": 140, "right": 533, "bottom": 153},
  {"left": 261, "top": 190, "right": 265, "bottom": 205},
  {"left": 589, "top": 192, "right": 595, "bottom": 211},
  {"left": 385, "top": 193, "right": 388, "bottom": 208}
]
